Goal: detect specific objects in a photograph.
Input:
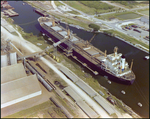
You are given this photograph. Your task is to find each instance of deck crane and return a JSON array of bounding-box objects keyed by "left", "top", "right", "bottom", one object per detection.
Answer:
[{"left": 84, "top": 34, "right": 96, "bottom": 47}]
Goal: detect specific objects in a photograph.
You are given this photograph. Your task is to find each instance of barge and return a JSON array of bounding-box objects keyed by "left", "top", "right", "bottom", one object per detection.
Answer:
[{"left": 38, "top": 16, "right": 135, "bottom": 85}]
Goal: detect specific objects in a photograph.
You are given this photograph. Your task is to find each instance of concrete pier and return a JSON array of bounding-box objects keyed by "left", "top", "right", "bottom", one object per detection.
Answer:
[
  {"left": 34, "top": 8, "right": 49, "bottom": 17},
  {"left": 3, "top": 9, "right": 19, "bottom": 17}
]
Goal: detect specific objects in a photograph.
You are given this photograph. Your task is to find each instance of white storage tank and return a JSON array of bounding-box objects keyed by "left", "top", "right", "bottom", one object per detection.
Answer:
[
  {"left": 10, "top": 52, "right": 17, "bottom": 65},
  {"left": 1, "top": 55, "right": 8, "bottom": 67}
]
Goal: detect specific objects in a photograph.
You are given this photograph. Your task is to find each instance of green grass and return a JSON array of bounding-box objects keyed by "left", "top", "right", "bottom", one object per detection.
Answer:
[
  {"left": 4, "top": 101, "right": 53, "bottom": 118},
  {"left": 117, "top": 13, "right": 141, "bottom": 20},
  {"left": 64, "top": 1, "right": 117, "bottom": 15},
  {"left": 79, "top": 1, "right": 114, "bottom": 10},
  {"left": 67, "top": 10, "right": 80, "bottom": 15},
  {"left": 111, "top": 1, "right": 148, "bottom": 9},
  {"left": 54, "top": 1, "right": 64, "bottom": 6},
  {"left": 21, "top": 32, "right": 48, "bottom": 50},
  {"left": 96, "top": 11, "right": 142, "bottom": 20},
  {"left": 63, "top": 1, "right": 96, "bottom": 15}
]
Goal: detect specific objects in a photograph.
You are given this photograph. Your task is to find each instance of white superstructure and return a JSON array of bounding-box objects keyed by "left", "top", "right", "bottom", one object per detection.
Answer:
[{"left": 99, "top": 47, "right": 131, "bottom": 77}]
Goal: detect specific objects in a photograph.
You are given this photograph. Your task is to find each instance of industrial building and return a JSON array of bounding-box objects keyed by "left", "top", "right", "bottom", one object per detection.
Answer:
[
  {"left": 64, "top": 86, "right": 99, "bottom": 118},
  {"left": 1, "top": 51, "right": 17, "bottom": 68},
  {"left": 1, "top": 63, "right": 42, "bottom": 109},
  {"left": 1, "top": 63, "right": 26, "bottom": 84},
  {"left": 94, "top": 95, "right": 115, "bottom": 115},
  {"left": 1, "top": 74, "right": 42, "bottom": 108}
]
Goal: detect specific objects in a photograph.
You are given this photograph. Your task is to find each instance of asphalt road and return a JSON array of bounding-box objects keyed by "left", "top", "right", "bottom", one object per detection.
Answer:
[{"left": 56, "top": 1, "right": 149, "bottom": 46}]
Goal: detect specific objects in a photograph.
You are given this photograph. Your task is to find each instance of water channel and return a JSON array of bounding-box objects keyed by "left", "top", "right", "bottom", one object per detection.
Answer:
[{"left": 5, "top": 1, "right": 149, "bottom": 117}]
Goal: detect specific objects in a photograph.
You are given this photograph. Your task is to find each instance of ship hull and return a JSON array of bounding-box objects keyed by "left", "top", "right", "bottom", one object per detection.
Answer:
[{"left": 40, "top": 23, "right": 135, "bottom": 85}]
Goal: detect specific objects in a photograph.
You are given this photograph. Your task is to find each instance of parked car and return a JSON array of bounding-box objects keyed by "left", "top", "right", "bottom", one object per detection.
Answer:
[
  {"left": 125, "top": 26, "right": 132, "bottom": 30},
  {"left": 131, "top": 25, "right": 138, "bottom": 28},
  {"left": 143, "top": 36, "right": 149, "bottom": 40},
  {"left": 133, "top": 29, "right": 141, "bottom": 33}
]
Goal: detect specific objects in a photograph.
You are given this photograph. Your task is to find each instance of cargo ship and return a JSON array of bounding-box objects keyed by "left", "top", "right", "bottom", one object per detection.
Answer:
[{"left": 38, "top": 17, "right": 135, "bottom": 85}]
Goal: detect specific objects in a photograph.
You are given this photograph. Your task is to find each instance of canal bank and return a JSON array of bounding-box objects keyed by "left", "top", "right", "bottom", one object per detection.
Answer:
[{"left": 5, "top": 1, "right": 149, "bottom": 118}]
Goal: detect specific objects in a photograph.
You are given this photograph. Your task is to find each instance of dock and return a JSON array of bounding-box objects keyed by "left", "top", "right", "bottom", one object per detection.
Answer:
[
  {"left": 5, "top": 4, "right": 14, "bottom": 9},
  {"left": 3, "top": 9, "right": 19, "bottom": 17},
  {"left": 1, "top": 2, "right": 14, "bottom": 9},
  {"left": 34, "top": 8, "right": 49, "bottom": 17}
]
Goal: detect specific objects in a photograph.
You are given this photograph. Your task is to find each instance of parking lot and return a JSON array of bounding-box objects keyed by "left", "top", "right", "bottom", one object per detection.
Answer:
[{"left": 122, "top": 25, "right": 149, "bottom": 44}]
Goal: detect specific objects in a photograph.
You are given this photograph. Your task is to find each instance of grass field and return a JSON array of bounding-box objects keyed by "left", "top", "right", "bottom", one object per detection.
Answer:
[
  {"left": 67, "top": 10, "right": 81, "bottom": 15},
  {"left": 63, "top": 1, "right": 117, "bottom": 15},
  {"left": 64, "top": 1, "right": 95, "bottom": 15},
  {"left": 96, "top": 11, "right": 142, "bottom": 20},
  {"left": 117, "top": 13, "right": 141, "bottom": 20},
  {"left": 4, "top": 100, "right": 66, "bottom": 118},
  {"left": 111, "top": 1, "right": 149, "bottom": 9},
  {"left": 54, "top": 1, "right": 64, "bottom": 7}
]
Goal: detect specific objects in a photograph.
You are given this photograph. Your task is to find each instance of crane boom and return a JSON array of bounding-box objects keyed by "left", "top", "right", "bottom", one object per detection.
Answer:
[{"left": 89, "top": 34, "right": 96, "bottom": 43}]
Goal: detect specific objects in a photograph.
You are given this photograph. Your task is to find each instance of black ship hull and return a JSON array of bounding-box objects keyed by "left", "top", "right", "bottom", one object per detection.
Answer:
[{"left": 41, "top": 26, "right": 135, "bottom": 85}]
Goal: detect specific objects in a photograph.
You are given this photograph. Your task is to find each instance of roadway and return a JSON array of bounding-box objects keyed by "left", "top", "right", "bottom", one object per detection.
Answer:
[
  {"left": 1, "top": 22, "right": 110, "bottom": 118},
  {"left": 52, "top": 1, "right": 149, "bottom": 46}
]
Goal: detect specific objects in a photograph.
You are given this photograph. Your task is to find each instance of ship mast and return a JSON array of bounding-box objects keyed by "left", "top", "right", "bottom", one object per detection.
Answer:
[
  {"left": 130, "top": 59, "right": 133, "bottom": 70},
  {"left": 52, "top": 19, "right": 55, "bottom": 27},
  {"left": 114, "top": 47, "right": 118, "bottom": 57},
  {"left": 67, "top": 28, "right": 70, "bottom": 37}
]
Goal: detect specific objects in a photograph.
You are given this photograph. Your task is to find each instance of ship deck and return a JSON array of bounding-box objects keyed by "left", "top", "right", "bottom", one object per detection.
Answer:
[{"left": 38, "top": 17, "right": 135, "bottom": 81}]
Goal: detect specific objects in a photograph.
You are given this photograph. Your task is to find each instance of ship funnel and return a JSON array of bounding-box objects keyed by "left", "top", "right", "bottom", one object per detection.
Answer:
[
  {"left": 105, "top": 50, "right": 107, "bottom": 57},
  {"left": 130, "top": 59, "right": 133, "bottom": 70},
  {"left": 121, "top": 55, "right": 125, "bottom": 71},
  {"left": 52, "top": 19, "right": 55, "bottom": 27},
  {"left": 114, "top": 47, "right": 118, "bottom": 57}
]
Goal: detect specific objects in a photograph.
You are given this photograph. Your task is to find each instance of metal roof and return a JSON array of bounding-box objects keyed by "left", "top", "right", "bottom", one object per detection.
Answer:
[
  {"left": 1, "top": 63, "right": 27, "bottom": 84},
  {"left": 1, "top": 55, "right": 8, "bottom": 67},
  {"left": 44, "top": 22, "right": 52, "bottom": 27},
  {"left": 51, "top": 26, "right": 62, "bottom": 31},
  {"left": 76, "top": 80, "right": 97, "bottom": 97},
  {"left": 96, "top": 56, "right": 106, "bottom": 61},
  {"left": 59, "top": 67, "right": 79, "bottom": 82},
  {"left": 84, "top": 48, "right": 99, "bottom": 56},
  {"left": 1, "top": 74, "right": 42, "bottom": 108},
  {"left": 76, "top": 100, "right": 98, "bottom": 118},
  {"left": 59, "top": 31, "right": 67, "bottom": 37},
  {"left": 10, "top": 52, "right": 17, "bottom": 65},
  {"left": 64, "top": 86, "right": 83, "bottom": 101},
  {"left": 70, "top": 36, "right": 79, "bottom": 42},
  {"left": 94, "top": 95, "right": 115, "bottom": 115}
]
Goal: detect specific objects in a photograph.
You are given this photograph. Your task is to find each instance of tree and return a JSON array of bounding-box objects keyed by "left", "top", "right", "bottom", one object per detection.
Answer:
[{"left": 88, "top": 23, "right": 100, "bottom": 31}]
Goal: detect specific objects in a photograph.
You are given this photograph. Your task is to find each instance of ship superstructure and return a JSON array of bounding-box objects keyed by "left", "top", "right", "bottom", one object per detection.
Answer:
[{"left": 38, "top": 17, "right": 135, "bottom": 85}]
